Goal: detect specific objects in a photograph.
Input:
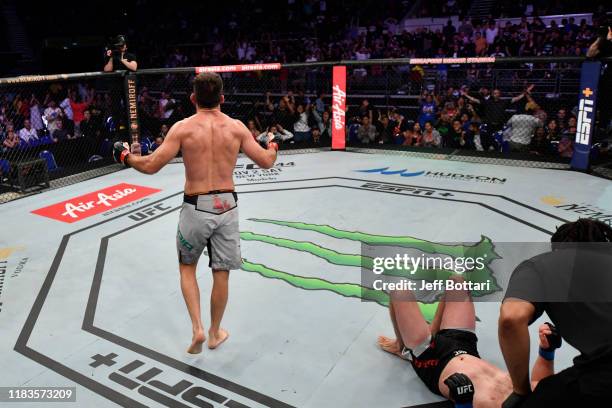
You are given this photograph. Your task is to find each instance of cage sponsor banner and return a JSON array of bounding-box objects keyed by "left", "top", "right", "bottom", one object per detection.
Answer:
[
  {"left": 124, "top": 74, "right": 140, "bottom": 146},
  {"left": 409, "top": 57, "right": 496, "bottom": 65},
  {"left": 571, "top": 61, "right": 601, "bottom": 170},
  {"left": 31, "top": 183, "right": 161, "bottom": 223},
  {"left": 332, "top": 65, "right": 347, "bottom": 150},
  {"left": 195, "top": 63, "right": 281, "bottom": 74}
]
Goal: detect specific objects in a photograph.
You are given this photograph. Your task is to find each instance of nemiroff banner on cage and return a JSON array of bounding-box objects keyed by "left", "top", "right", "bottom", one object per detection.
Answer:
[
  {"left": 571, "top": 61, "right": 601, "bottom": 171},
  {"left": 332, "top": 65, "right": 347, "bottom": 150},
  {"left": 32, "top": 183, "right": 161, "bottom": 223}
]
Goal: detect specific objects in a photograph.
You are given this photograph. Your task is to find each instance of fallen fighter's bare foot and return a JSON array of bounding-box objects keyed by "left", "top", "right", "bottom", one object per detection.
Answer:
[
  {"left": 208, "top": 328, "right": 229, "bottom": 349},
  {"left": 187, "top": 329, "right": 206, "bottom": 354},
  {"left": 377, "top": 335, "right": 403, "bottom": 358}
]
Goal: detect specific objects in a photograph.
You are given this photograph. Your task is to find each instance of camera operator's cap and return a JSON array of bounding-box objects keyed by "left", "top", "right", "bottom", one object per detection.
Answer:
[{"left": 113, "top": 35, "right": 127, "bottom": 47}]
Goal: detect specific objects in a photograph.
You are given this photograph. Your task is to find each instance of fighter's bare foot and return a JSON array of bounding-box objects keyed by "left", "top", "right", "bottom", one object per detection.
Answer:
[
  {"left": 208, "top": 328, "right": 229, "bottom": 349},
  {"left": 187, "top": 330, "right": 206, "bottom": 354},
  {"left": 377, "top": 335, "right": 403, "bottom": 358}
]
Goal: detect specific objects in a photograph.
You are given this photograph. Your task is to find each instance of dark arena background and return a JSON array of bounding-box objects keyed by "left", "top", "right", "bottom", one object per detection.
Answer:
[{"left": 0, "top": 1, "right": 611, "bottom": 407}]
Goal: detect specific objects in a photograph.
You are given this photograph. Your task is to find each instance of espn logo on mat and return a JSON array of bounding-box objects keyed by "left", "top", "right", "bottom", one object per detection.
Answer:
[{"left": 32, "top": 183, "right": 161, "bottom": 223}]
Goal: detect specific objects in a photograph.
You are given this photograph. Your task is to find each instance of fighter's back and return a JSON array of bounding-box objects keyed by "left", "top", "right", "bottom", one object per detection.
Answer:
[{"left": 179, "top": 110, "right": 242, "bottom": 194}]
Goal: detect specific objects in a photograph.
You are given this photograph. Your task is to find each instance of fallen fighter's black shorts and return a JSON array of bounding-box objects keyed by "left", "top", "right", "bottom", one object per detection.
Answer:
[{"left": 407, "top": 329, "right": 480, "bottom": 396}]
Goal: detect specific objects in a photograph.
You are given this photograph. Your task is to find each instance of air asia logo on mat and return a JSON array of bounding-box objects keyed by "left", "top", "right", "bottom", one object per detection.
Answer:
[
  {"left": 541, "top": 196, "right": 612, "bottom": 226},
  {"left": 357, "top": 167, "right": 507, "bottom": 184},
  {"left": 32, "top": 183, "right": 161, "bottom": 223},
  {"left": 234, "top": 161, "right": 295, "bottom": 182}
]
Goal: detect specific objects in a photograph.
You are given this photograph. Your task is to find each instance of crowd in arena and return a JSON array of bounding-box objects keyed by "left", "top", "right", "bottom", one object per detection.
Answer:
[
  {"left": 343, "top": 88, "right": 579, "bottom": 158},
  {"left": 151, "top": 14, "right": 609, "bottom": 72},
  {"left": 0, "top": 85, "right": 110, "bottom": 155},
  {"left": 0, "top": 76, "right": 593, "bottom": 165}
]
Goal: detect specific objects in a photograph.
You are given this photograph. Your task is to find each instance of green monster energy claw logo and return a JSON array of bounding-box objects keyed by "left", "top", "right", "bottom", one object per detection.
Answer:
[
  {"left": 239, "top": 219, "right": 501, "bottom": 322},
  {"left": 177, "top": 229, "right": 194, "bottom": 251}
]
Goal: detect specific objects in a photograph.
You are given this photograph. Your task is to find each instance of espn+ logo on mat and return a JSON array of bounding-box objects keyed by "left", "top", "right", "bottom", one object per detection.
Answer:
[{"left": 32, "top": 183, "right": 161, "bottom": 223}]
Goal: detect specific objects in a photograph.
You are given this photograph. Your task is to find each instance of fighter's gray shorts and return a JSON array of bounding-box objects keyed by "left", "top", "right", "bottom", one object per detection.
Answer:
[{"left": 176, "top": 192, "right": 242, "bottom": 270}]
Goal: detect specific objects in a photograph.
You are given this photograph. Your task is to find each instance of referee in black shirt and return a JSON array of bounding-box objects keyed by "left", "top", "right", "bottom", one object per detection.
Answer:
[{"left": 498, "top": 219, "right": 612, "bottom": 407}]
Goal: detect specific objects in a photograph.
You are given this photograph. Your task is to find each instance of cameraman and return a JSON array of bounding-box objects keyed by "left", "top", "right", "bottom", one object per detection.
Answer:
[
  {"left": 103, "top": 35, "right": 137, "bottom": 72},
  {"left": 586, "top": 22, "right": 611, "bottom": 135}
]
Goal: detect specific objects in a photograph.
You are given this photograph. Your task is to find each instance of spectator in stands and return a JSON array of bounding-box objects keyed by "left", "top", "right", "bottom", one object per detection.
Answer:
[
  {"left": 418, "top": 92, "right": 438, "bottom": 128},
  {"left": 311, "top": 126, "right": 322, "bottom": 144},
  {"left": 19, "top": 119, "right": 39, "bottom": 145},
  {"left": 433, "top": 109, "right": 449, "bottom": 136},
  {"left": 357, "top": 115, "right": 378, "bottom": 144},
  {"left": 474, "top": 31, "right": 488, "bottom": 56},
  {"left": 2, "top": 124, "right": 19, "bottom": 151},
  {"left": 556, "top": 108, "right": 568, "bottom": 131},
  {"left": 79, "top": 110, "right": 100, "bottom": 141},
  {"left": 292, "top": 103, "right": 313, "bottom": 142},
  {"left": 485, "top": 21, "right": 499, "bottom": 46},
  {"left": 376, "top": 114, "right": 395, "bottom": 144},
  {"left": 59, "top": 94, "right": 74, "bottom": 127},
  {"left": 44, "top": 100, "right": 63, "bottom": 134},
  {"left": 314, "top": 93, "right": 325, "bottom": 115},
  {"left": 458, "top": 18, "right": 474, "bottom": 37},
  {"left": 69, "top": 90, "right": 91, "bottom": 137},
  {"left": 159, "top": 123, "right": 170, "bottom": 138},
  {"left": 257, "top": 124, "right": 293, "bottom": 144},
  {"left": 312, "top": 109, "right": 332, "bottom": 141},
  {"left": 446, "top": 119, "right": 466, "bottom": 148},
  {"left": 468, "top": 122, "right": 484, "bottom": 151},
  {"left": 158, "top": 91, "right": 176, "bottom": 124},
  {"left": 358, "top": 99, "right": 374, "bottom": 122},
  {"left": 274, "top": 96, "right": 295, "bottom": 130},
  {"left": 247, "top": 119, "right": 261, "bottom": 140},
  {"left": 151, "top": 135, "right": 164, "bottom": 151},
  {"left": 422, "top": 121, "right": 442, "bottom": 147},
  {"left": 558, "top": 133, "right": 574, "bottom": 158},
  {"left": 29, "top": 95, "right": 44, "bottom": 133},
  {"left": 546, "top": 119, "right": 560, "bottom": 141},
  {"left": 51, "top": 120, "right": 72, "bottom": 143},
  {"left": 443, "top": 19, "right": 456, "bottom": 42},
  {"left": 407, "top": 122, "right": 423, "bottom": 146},
  {"left": 462, "top": 85, "right": 534, "bottom": 133},
  {"left": 529, "top": 127, "right": 551, "bottom": 156},
  {"left": 506, "top": 107, "right": 543, "bottom": 152}
]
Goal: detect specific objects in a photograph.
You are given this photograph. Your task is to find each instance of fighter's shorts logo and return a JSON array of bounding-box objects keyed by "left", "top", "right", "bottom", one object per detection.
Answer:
[
  {"left": 453, "top": 350, "right": 468, "bottom": 357},
  {"left": 177, "top": 229, "right": 194, "bottom": 251}
]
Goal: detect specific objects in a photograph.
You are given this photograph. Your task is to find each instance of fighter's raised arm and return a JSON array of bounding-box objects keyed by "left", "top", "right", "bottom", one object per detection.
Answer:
[{"left": 237, "top": 119, "right": 278, "bottom": 169}]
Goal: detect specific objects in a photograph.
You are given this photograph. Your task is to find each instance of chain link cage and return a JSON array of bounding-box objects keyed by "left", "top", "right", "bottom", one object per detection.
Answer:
[
  {"left": 0, "top": 72, "right": 127, "bottom": 203},
  {"left": 0, "top": 58, "right": 609, "bottom": 204}
]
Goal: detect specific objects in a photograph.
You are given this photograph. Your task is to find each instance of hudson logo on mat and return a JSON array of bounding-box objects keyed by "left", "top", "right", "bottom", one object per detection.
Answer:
[
  {"left": 32, "top": 183, "right": 161, "bottom": 223},
  {"left": 356, "top": 167, "right": 507, "bottom": 184}
]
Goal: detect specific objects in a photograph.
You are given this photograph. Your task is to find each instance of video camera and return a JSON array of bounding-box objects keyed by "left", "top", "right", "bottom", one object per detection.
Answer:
[{"left": 105, "top": 35, "right": 127, "bottom": 58}]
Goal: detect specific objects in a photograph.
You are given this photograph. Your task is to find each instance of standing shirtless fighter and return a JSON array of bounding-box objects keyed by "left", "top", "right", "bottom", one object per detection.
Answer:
[
  {"left": 377, "top": 276, "right": 562, "bottom": 408},
  {"left": 113, "top": 72, "right": 279, "bottom": 354}
]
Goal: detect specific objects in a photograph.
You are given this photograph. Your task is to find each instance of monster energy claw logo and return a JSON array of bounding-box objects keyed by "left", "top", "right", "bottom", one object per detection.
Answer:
[{"left": 239, "top": 219, "right": 500, "bottom": 322}]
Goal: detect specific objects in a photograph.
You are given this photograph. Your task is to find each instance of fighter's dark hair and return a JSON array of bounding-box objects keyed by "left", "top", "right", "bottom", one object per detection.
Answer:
[
  {"left": 551, "top": 218, "right": 612, "bottom": 243},
  {"left": 193, "top": 72, "right": 223, "bottom": 108}
]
